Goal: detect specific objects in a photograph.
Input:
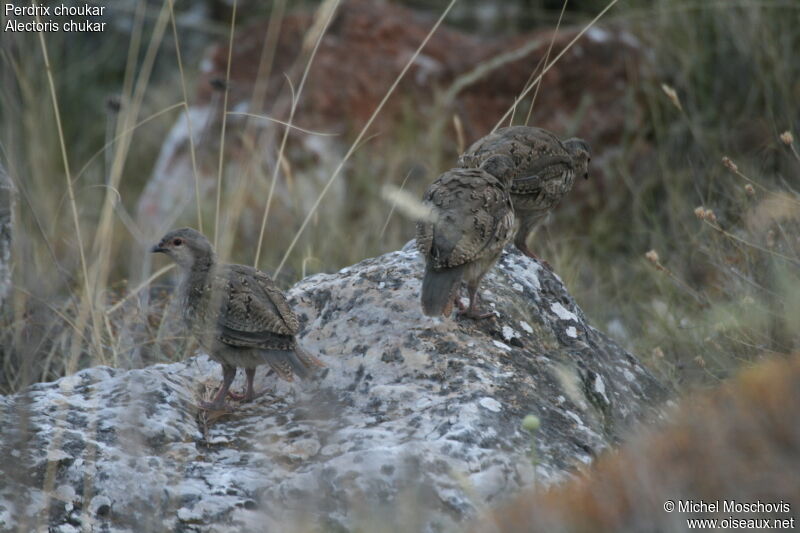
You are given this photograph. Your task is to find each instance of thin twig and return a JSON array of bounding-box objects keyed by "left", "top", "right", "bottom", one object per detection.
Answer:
[
  {"left": 214, "top": 0, "right": 237, "bottom": 249},
  {"left": 216, "top": 0, "right": 286, "bottom": 262},
  {"left": 442, "top": 36, "right": 545, "bottom": 107},
  {"left": 254, "top": 0, "right": 341, "bottom": 268},
  {"left": 107, "top": 264, "right": 175, "bottom": 315},
  {"left": 11, "top": 286, "right": 87, "bottom": 344},
  {"left": 275, "top": 0, "right": 459, "bottom": 276},
  {"left": 168, "top": 0, "right": 204, "bottom": 233},
  {"left": 525, "top": 0, "right": 569, "bottom": 126},
  {"left": 253, "top": 0, "right": 339, "bottom": 268},
  {"left": 724, "top": 160, "right": 800, "bottom": 207},
  {"left": 72, "top": 102, "right": 185, "bottom": 184},
  {"left": 34, "top": 2, "right": 101, "bottom": 355},
  {"left": 493, "top": 0, "right": 620, "bottom": 132},
  {"left": 226, "top": 112, "right": 340, "bottom": 137},
  {"left": 703, "top": 220, "right": 800, "bottom": 267},
  {"left": 379, "top": 170, "right": 413, "bottom": 240},
  {"left": 91, "top": 0, "right": 171, "bottom": 369}
]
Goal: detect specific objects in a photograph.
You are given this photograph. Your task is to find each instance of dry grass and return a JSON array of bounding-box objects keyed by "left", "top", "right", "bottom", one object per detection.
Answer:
[{"left": 0, "top": 0, "right": 798, "bottom": 402}]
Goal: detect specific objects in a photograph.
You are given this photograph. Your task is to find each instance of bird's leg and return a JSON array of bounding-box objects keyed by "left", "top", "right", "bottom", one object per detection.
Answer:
[
  {"left": 244, "top": 368, "right": 257, "bottom": 401},
  {"left": 515, "top": 216, "right": 553, "bottom": 271},
  {"left": 458, "top": 280, "right": 495, "bottom": 320},
  {"left": 201, "top": 364, "right": 236, "bottom": 410},
  {"left": 518, "top": 243, "right": 552, "bottom": 271},
  {"left": 228, "top": 368, "right": 257, "bottom": 402},
  {"left": 455, "top": 283, "right": 468, "bottom": 312},
  {"left": 515, "top": 232, "right": 552, "bottom": 271},
  {"left": 442, "top": 283, "right": 464, "bottom": 318}
]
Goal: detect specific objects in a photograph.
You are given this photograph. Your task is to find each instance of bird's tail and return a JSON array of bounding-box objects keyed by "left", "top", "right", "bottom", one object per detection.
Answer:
[
  {"left": 421, "top": 263, "right": 465, "bottom": 317},
  {"left": 263, "top": 345, "right": 324, "bottom": 382},
  {"left": 294, "top": 344, "right": 325, "bottom": 379}
]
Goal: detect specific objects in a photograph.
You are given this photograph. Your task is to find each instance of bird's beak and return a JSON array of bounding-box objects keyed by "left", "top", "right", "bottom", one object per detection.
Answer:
[{"left": 151, "top": 244, "right": 167, "bottom": 253}]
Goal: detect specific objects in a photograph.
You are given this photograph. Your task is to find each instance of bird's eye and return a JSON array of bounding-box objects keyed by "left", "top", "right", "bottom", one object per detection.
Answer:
[{"left": 173, "top": 238, "right": 183, "bottom": 246}]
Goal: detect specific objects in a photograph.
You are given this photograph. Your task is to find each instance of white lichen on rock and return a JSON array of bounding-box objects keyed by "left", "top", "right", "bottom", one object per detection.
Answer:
[{"left": 551, "top": 302, "right": 579, "bottom": 322}]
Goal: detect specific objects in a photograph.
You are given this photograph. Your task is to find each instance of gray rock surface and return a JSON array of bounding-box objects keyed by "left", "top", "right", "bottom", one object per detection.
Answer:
[
  {"left": 0, "top": 244, "right": 667, "bottom": 532},
  {"left": 0, "top": 163, "right": 13, "bottom": 307}
]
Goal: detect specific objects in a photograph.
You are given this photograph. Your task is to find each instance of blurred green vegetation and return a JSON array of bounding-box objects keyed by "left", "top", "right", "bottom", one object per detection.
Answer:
[{"left": 0, "top": 0, "right": 798, "bottom": 393}]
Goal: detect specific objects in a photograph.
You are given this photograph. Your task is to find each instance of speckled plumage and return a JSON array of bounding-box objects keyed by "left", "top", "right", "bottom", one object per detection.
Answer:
[
  {"left": 416, "top": 168, "right": 514, "bottom": 318},
  {"left": 458, "top": 126, "right": 590, "bottom": 265},
  {"left": 152, "top": 228, "right": 322, "bottom": 409}
]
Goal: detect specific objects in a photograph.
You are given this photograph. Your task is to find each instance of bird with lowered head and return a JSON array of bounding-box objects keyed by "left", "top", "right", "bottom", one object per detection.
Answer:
[{"left": 458, "top": 126, "right": 591, "bottom": 269}]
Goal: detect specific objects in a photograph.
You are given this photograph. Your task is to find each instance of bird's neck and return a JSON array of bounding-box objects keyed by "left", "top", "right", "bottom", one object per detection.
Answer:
[
  {"left": 177, "top": 255, "right": 217, "bottom": 328},
  {"left": 191, "top": 252, "right": 215, "bottom": 274},
  {"left": 179, "top": 254, "right": 216, "bottom": 291}
]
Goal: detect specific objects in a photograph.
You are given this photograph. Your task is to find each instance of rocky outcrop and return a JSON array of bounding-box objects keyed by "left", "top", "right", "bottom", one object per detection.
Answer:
[
  {"left": 0, "top": 245, "right": 666, "bottom": 532},
  {"left": 0, "top": 163, "right": 13, "bottom": 307},
  {"left": 136, "top": 0, "right": 645, "bottom": 244}
]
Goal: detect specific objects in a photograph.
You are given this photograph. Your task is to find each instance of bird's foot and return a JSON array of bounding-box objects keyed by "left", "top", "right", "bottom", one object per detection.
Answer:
[
  {"left": 226, "top": 390, "right": 255, "bottom": 403},
  {"left": 227, "top": 390, "right": 243, "bottom": 401},
  {"left": 518, "top": 245, "right": 553, "bottom": 271},
  {"left": 457, "top": 307, "right": 496, "bottom": 320},
  {"left": 228, "top": 388, "right": 272, "bottom": 403}
]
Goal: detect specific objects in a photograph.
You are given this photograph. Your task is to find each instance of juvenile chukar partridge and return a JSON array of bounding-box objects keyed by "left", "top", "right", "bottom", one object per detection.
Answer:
[
  {"left": 416, "top": 167, "right": 515, "bottom": 319},
  {"left": 458, "top": 126, "right": 590, "bottom": 267},
  {"left": 152, "top": 228, "right": 323, "bottom": 410}
]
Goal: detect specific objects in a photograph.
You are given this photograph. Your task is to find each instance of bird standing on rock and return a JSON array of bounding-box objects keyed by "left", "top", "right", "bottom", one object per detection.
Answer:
[
  {"left": 458, "top": 126, "right": 591, "bottom": 268},
  {"left": 152, "top": 228, "right": 323, "bottom": 410},
  {"left": 416, "top": 167, "right": 515, "bottom": 319}
]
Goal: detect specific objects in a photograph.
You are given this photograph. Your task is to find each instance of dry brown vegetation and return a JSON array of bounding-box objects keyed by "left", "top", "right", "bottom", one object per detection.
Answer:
[{"left": 479, "top": 352, "right": 800, "bottom": 532}]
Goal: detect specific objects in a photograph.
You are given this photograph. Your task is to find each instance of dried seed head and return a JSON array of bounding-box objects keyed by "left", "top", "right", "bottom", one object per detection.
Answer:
[
  {"left": 780, "top": 131, "right": 794, "bottom": 145},
  {"left": 744, "top": 184, "right": 755, "bottom": 197},
  {"left": 661, "top": 83, "right": 682, "bottom": 111},
  {"left": 694, "top": 206, "right": 717, "bottom": 223},
  {"left": 645, "top": 249, "right": 660, "bottom": 264},
  {"left": 652, "top": 346, "right": 665, "bottom": 359},
  {"left": 722, "top": 156, "right": 738, "bottom": 172},
  {"left": 766, "top": 229, "right": 776, "bottom": 248},
  {"left": 694, "top": 355, "right": 707, "bottom": 368}
]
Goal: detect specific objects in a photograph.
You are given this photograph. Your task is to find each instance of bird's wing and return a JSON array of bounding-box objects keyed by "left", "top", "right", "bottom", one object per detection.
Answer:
[
  {"left": 417, "top": 169, "right": 514, "bottom": 269},
  {"left": 416, "top": 217, "right": 434, "bottom": 258},
  {"left": 211, "top": 265, "right": 298, "bottom": 349},
  {"left": 458, "top": 126, "right": 573, "bottom": 194},
  {"left": 511, "top": 154, "right": 574, "bottom": 195},
  {"left": 249, "top": 268, "right": 300, "bottom": 335}
]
